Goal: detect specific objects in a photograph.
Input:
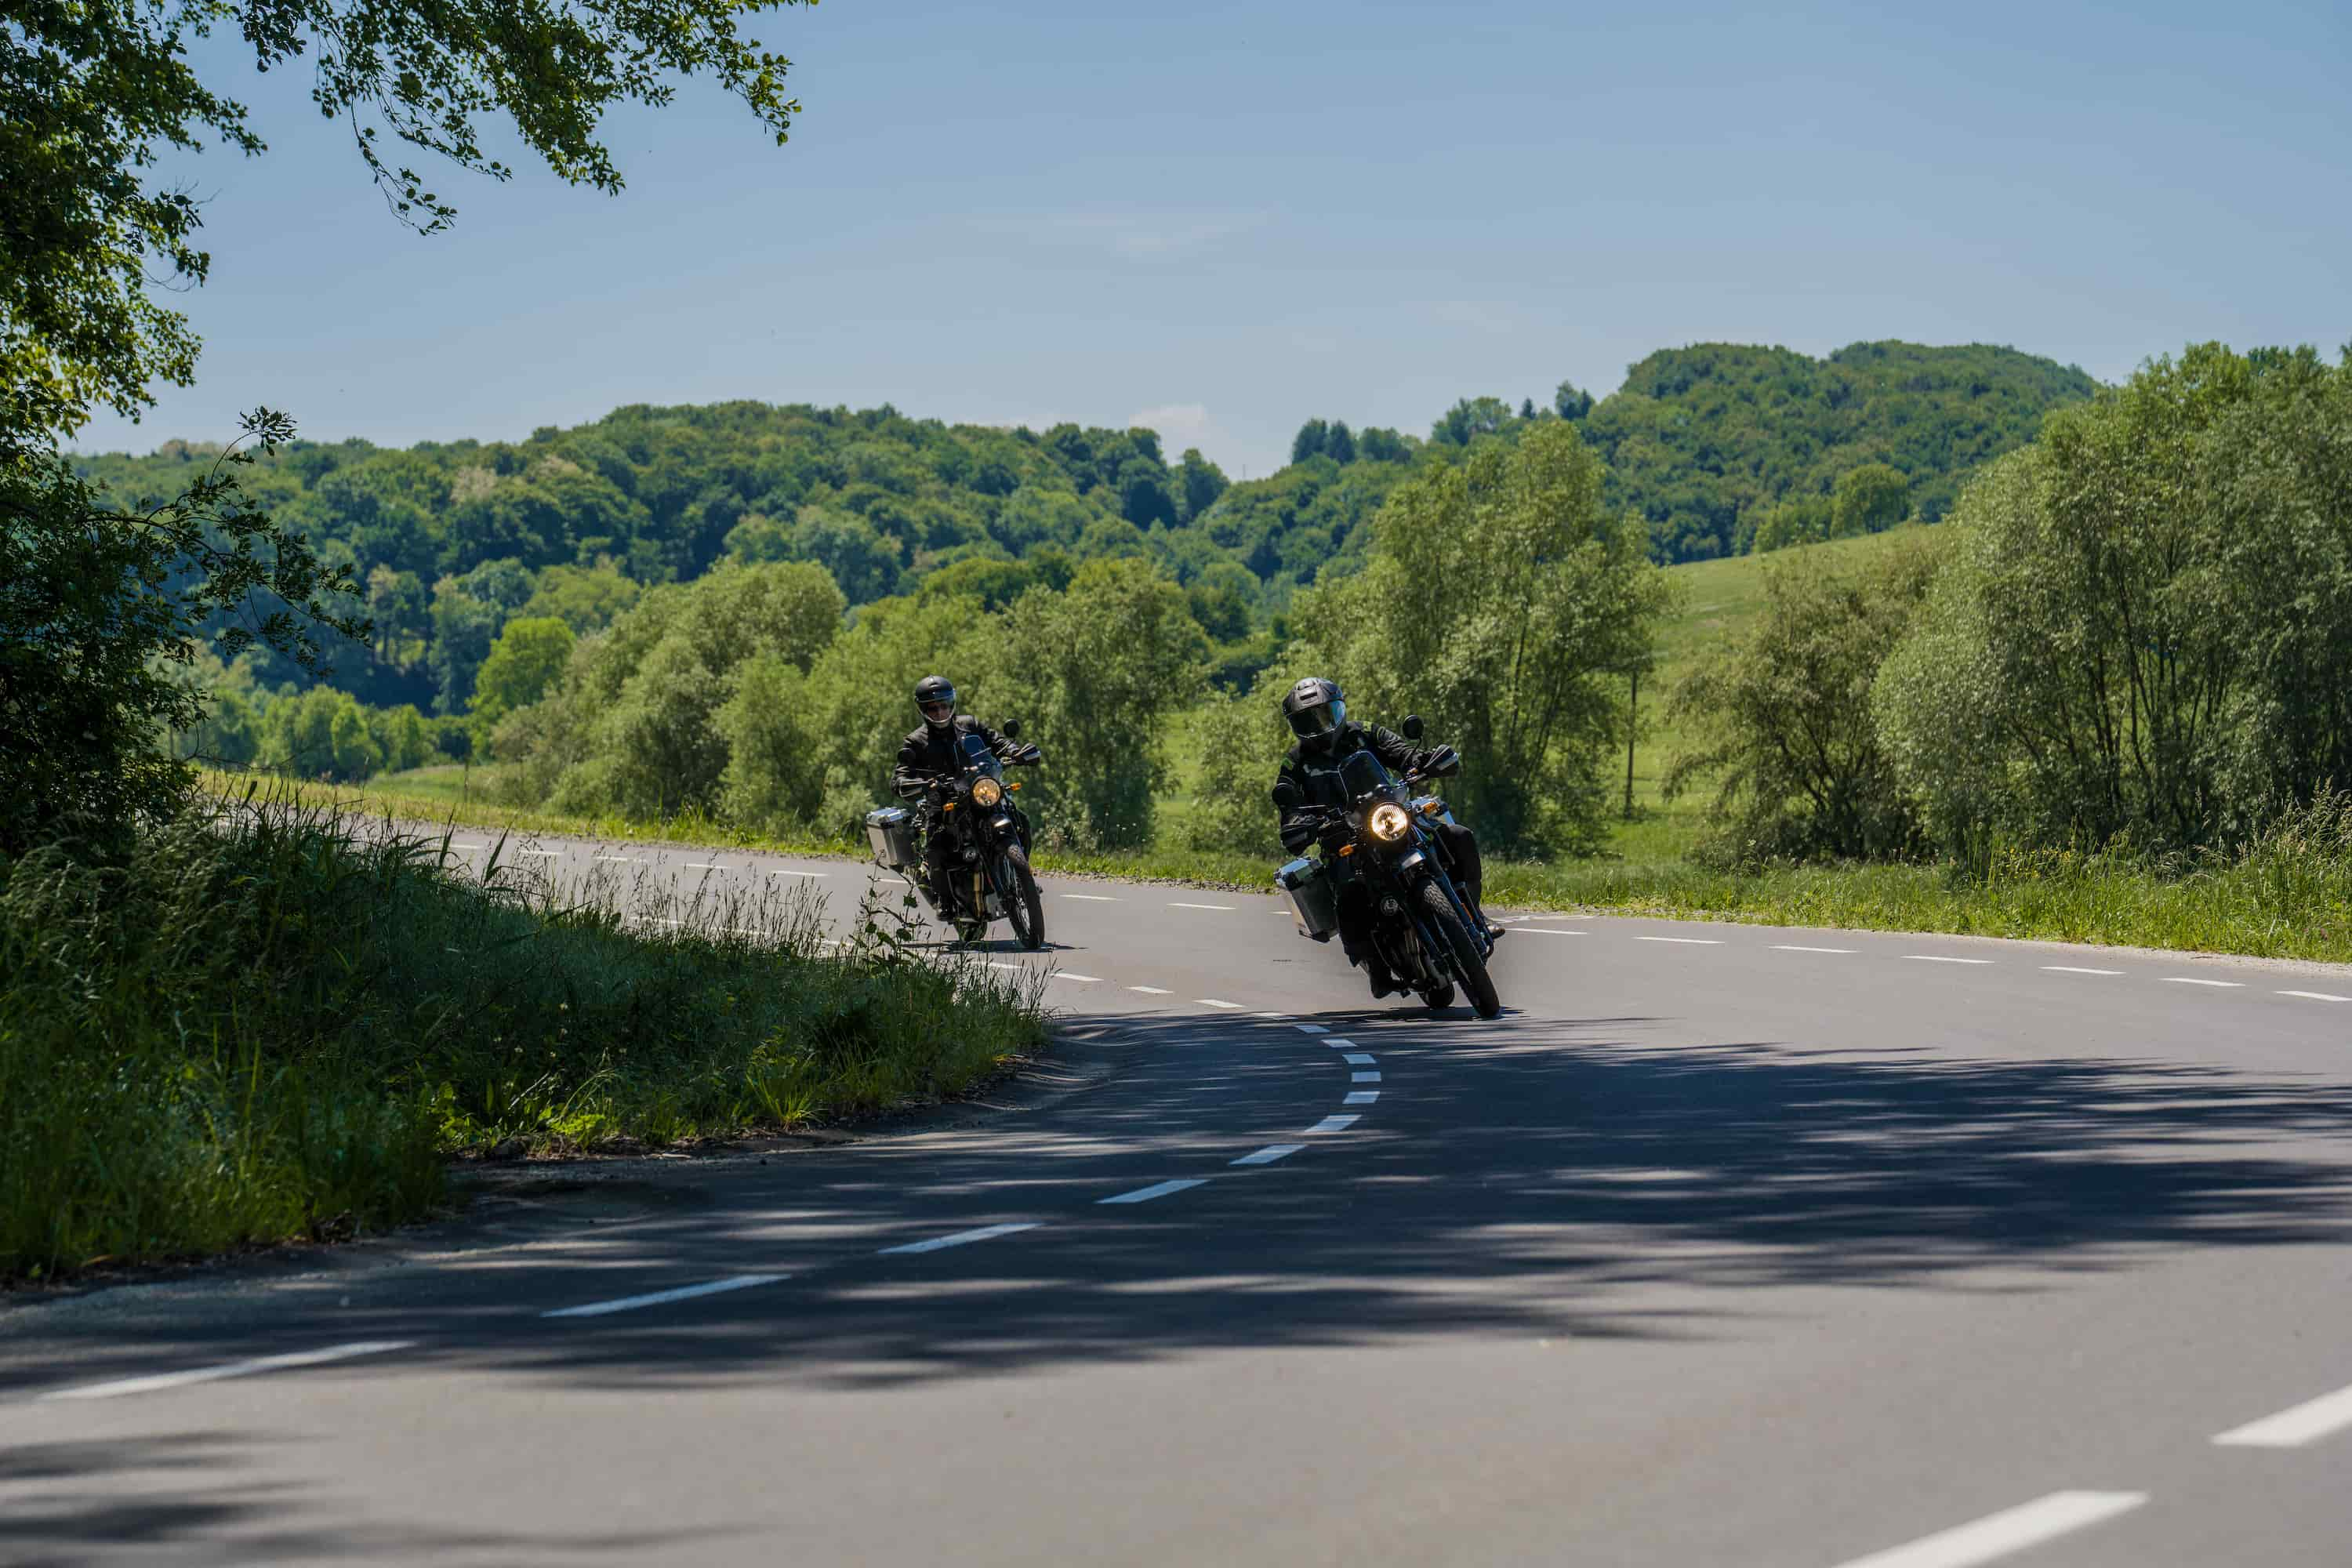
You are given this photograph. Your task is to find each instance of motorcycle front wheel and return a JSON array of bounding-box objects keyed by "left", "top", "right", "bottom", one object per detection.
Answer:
[
  {"left": 998, "top": 843, "right": 1046, "bottom": 951},
  {"left": 1419, "top": 879, "right": 1501, "bottom": 1019}
]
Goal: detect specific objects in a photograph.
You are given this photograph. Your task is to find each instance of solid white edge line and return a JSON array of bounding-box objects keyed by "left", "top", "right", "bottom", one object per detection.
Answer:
[
  {"left": 1906, "top": 955, "right": 1994, "bottom": 964},
  {"left": 2043, "top": 965, "right": 2123, "bottom": 975},
  {"left": 1637, "top": 936, "right": 1722, "bottom": 945},
  {"left": 1351, "top": 1071, "right": 1382, "bottom": 1083},
  {"left": 1231, "top": 1144, "right": 1305, "bottom": 1166},
  {"left": 1127, "top": 985, "right": 1172, "bottom": 994},
  {"left": 1098, "top": 1178, "right": 1209, "bottom": 1205},
  {"left": 1825, "top": 1490, "right": 2147, "bottom": 1568},
  {"left": 1342, "top": 1053, "right": 1377, "bottom": 1065},
  {"left": 42, "top": 1341, "right": 419, "bottom": 1401},
  {"left": 2163, "top": 976, "right": 2244, "bottom": 988},
  {"left": 541, "top": 1274, "right": 786, "bottom": 1319},
  {"left": 1343, "top": 1090, "right": 1379, "bottom": 1105},
  {"left": 2281, "top": 989, "right": 2352, "bottom": 1002},
  {"left": 1773, "top": 945, "right": 1857, "bottom": 953},
  {"left": 877, "top": 1221, "right": 1040, "bottom": 1255},
  {"left": 1307, "top": 1114, "right": 1359, "bottom": 1133},
  {"left": 2212, "top": 1380, "right": 2352, "bottom": 1447}
]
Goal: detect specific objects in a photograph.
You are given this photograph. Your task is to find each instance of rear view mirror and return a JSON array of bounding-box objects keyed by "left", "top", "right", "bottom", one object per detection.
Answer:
[
  {"left": 1400, "top": 714, "right": 1425, "bottom": 741},
  {"left": 1002, "top": 718, "right": 1022, "bottom": 739}
]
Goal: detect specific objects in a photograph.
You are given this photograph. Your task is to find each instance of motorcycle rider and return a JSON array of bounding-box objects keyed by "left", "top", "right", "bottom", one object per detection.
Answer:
[
  {"left": 893, "top": 674, "right": 1023, "bottom": 912},
  {"left": 1271, "top": 676, "right": 1500, "bottom": 998}
]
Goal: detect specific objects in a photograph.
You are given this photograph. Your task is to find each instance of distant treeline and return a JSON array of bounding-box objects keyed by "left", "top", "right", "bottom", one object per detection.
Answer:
[{"left": 77, "top": 341, "right": 2092, "bottom": 733}]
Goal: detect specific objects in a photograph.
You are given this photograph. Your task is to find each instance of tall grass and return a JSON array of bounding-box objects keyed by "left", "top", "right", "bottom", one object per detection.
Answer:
[{"left": 1, "top": 793, "right": 1046, "bottom": 1283}]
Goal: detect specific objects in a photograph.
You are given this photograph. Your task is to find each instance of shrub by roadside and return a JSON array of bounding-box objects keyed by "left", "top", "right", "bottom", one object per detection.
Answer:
[{"left": 0, "top": 794, "right": 1047, "bottom": 1284}]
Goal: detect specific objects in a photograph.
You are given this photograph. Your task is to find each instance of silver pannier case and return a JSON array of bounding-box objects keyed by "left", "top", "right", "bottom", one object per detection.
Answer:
[
  {"left": 1276, "top": 855, "right": 1339, "bottom": 940},
  {"left": 865, "top": 806, "right": 920, "bottom": 871}
]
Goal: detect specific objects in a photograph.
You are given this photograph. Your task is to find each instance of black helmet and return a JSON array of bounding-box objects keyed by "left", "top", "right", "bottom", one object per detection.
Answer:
[
  {"left": 1282, "top": 676, "right": 1346, "bottom": 747},
  {"left": 914, "top": 674, "right": 957, "bottom": 731}
]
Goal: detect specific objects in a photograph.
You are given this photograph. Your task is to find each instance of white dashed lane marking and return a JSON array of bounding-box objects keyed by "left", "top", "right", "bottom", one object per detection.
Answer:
[
  {"left": 1344, "top": 1090, "right": 1379, "bottom": 1105},
  {"left": 684, "top": 862, "right": 722, "bottom": 870},
  {"left": 1342, "top": 1053, "right": 1377, "bottom": 1065},
  {"left": 1351, "top": 1071, "right": 1381, "bottom": 1083},
  {"left": 2164, "top": 976, "right": 2243, "bottom": 989},
  {"left": 1293, "top": 1023, "right": 1329, "bottom": 1035},
  {"left": 1051, "top": 972, "right": 1103, "bottom": 984},
  {"left": 1907, "top": 955, "right": 1993, "bottom": 965},
  {"left": 1639, "top": 936, "right": 1722, "bottom": 946},
  {"left": 1196, "top": 999, "right": 1244, "bottom": 1011},
  {"left": 1774, "top": 945, "right": 1856, "bottom": 954},
  {"left": 1170, "top": 902, "right": 1235, "bottom": 911},
  {"left": 2281, "top": 989, "right": 2351, "bottom": 1003},
  {"left": 542, "top": 1275, "right": 786, "bottom": 1319},
  {"left": 1231, "top": 1145, "right": 1305, "bottom": 1167},
  {"left": 1062, "top": 893, "right": 1119, "bottom": 902},
  {"left": 594, "top": 855, "right": 637, "bottom": 863},
  {"left": 1824, "top": 1491, "right": 2147, "bottom": 1568},
  {"left": 1127, "top": 985, "right": 1172, "bottom": 995},
  {"left": 520, "top": 849, "right": 561, "bottom": 858},
  {"left": 1098, "top": 1179, "right": 1208, "bottom": 1205},
  {"left": 1307, "top": 1114, "right": 1359, "bottom": 1133},
  {"left": 1520, "top": 927, "right": 1584, "bottom": 935},
  {"left": 2212, "top": 1379, "right": 2352, "bottom": 1448},
  {"left": 42, "top": 1341, "right": 418, "bottom": 1402},
  {"left": 2044, "top": 965, "right": 2122, "bottom": 975},
  {"left": 877, "top": 1222, "right": 1040, "bottom": 1256},
  {"left": 769, "top": 869, "right": 827, "bottom": 878}
]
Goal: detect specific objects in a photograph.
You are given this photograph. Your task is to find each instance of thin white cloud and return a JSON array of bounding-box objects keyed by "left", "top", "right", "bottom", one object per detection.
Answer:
[
  {"left": 1130, "top": 402, "right": 1215, "bottom": 449},
  {"left": 978, "top": 211, "right": 1263, "bottom": 261}
]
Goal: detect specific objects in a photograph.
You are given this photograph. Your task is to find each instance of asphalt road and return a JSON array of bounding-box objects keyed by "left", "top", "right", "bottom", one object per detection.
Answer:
[{"left": 7, "top": 831, "right": 2352, "bottom": 1566}]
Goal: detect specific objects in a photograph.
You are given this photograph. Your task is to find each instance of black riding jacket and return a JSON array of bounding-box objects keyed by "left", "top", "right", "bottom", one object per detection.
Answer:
[
  {"left": 894, "top": 715, "right": 1015, "bottom": 800},
  {"left": 1274, "top": 722, "right": 1443, "bottom": 851}
]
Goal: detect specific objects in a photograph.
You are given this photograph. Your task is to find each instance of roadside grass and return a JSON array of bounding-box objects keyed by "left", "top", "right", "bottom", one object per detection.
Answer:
[
  {"left": 209, "top": 768, "right": 2352, "bottom": 965},
  {"left": 1, "top": 789, "right": 1047, "bottom": 1283}
]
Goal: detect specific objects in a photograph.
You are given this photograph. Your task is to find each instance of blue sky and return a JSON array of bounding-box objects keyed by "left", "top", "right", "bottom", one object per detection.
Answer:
[{"left": 71, "top": 0, "right": 2350, "bottom": 477}]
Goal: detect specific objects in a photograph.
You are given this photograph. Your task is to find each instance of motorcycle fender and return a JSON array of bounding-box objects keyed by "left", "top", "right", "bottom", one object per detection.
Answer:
[
  {"left": 1394, "top": 849, "right": 1428, "bottom": 873},
  {"left": 992, "top": 816, "right": 1016, "bottom": 832}
]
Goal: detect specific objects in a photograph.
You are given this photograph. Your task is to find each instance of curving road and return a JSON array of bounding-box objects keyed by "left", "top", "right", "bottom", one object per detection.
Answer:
[{"left": 7, "top": 833, "right": 2352, "bottom": 1565}]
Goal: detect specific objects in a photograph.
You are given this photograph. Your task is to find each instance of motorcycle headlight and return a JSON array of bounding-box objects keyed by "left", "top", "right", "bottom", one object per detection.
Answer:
[
  {"left": 971, "top": 776, "right": 1004, "bottom": 808},
  {"left": 1368, "top": 802, "right": 1410, "bottom": 841}
]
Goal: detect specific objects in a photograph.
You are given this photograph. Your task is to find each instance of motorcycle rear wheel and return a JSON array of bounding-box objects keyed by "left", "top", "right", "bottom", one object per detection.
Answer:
[
  {"left": 1419, "top": 879, "right": 1501, "bottom": 1019},
  {"left": 999, "top": 844, "right": 1046, "bottom": 951}
]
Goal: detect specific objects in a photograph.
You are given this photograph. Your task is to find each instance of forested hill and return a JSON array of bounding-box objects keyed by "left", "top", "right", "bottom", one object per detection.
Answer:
[
  {"left": 72, "top": 339, "right": 2094, "bottom": 716},
  {"left": 1582, "top": 341, "right": 2101, "bottom": 560}
]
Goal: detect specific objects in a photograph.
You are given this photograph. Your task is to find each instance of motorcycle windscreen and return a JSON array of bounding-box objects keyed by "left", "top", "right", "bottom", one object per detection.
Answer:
[
  {"left": 960, "top": 732, "right": 1005, "bottom": 779},
  {"left": 1337, "top": 748, "right": 1392, "bottom": 800}
]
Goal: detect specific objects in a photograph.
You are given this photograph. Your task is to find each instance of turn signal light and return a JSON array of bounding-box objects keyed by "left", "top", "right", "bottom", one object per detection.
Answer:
[{"left": 1420, "top": 800, "right": 1443, "bottom": 815}]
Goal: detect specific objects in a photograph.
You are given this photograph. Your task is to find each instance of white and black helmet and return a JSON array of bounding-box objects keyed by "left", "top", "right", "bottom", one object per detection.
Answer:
[
  {"left": 1282, "top": 676, "right": 1346, "bottom": 747},
  {"left": 914, "top": 674, "right": 957, "bottom": 731}
]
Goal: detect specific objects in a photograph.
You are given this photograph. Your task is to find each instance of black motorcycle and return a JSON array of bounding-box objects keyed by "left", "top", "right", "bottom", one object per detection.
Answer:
[
  {"left": 1274, "top": 717, "right": 1501, "bottom": 1018},
  {"left": 866, "top": 722, "right": 1047, "bottom": 948}
]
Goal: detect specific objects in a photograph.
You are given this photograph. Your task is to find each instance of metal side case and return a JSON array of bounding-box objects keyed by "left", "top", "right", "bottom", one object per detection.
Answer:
[
  {"left": 1276, "top": 855, "right": 1339, "bottom": 941},
  {"left": 865, "top": 807, "right": 920, "bottom": 871}
]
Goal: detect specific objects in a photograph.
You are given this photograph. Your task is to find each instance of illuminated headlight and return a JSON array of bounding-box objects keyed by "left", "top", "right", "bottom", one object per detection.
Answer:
[
  {"left": 971, "top": 776, "right": 1004, "bottom": 808},
  {"left": 1368, "top": 803, "right": 1410, "bottom": 841}
]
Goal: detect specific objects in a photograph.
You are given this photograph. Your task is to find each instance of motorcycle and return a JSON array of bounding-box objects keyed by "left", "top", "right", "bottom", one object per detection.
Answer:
[
  {"left": 866, "top": 721, "right": 1047, "bottom": 949},
  {"left": 1273, "top": 716, "right": 1501, "bottom": 1018}
]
